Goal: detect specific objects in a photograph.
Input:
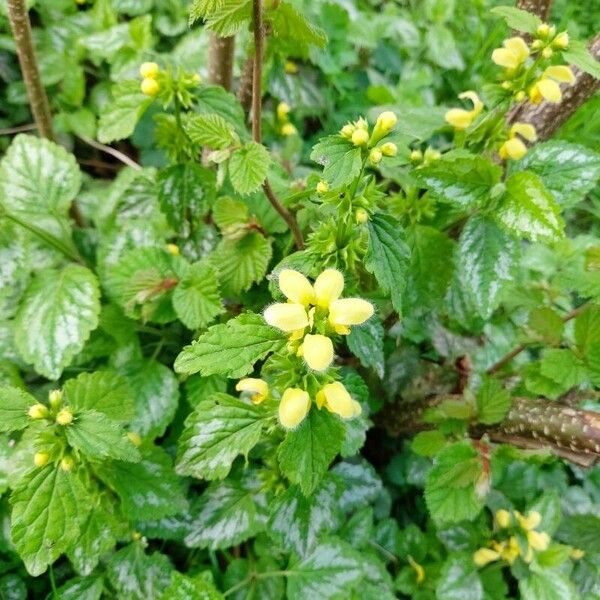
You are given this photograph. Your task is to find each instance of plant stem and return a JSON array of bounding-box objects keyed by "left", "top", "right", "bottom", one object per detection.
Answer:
[
  {"left": 77, "top": 135, "right": 141, "bottom": 170},
  {"left": 250, "top": 0, "right": 304, "bottom": 250},
  {"left": 48, "top": 564, "right": 60, "bottom": 599},
  {"left": 6, "top": 0, "right": 54, "bottom": 140},
  {"left": 208, "top": 33, "right": 235, "bottom": 91}
]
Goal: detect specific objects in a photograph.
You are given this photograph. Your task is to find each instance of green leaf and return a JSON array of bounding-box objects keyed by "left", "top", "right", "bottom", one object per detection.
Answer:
[
  {"left": 172, "top": 262, "right": 224, "bottom": 329},
  {"left": 286, "top": 538, "right": 363, "bottom": 600},
  {"left": 556, "top": 514, "right": 600, "bottom": 553},
  {"left": 228, "top": 142, "right": 271, "bottom": 195},
  {"left": 62, "top": 371, "right": 135, "bottom": 423},
  {"left": 436, "top": 555, "right": 483, "bottom": 600},
  {"left": 189, "top": 0, "right": 225, "bottom": 23},
  {"left": 310, "top": 135, "right": 362, "bottom": 189},
  {"left": 519, "top": 568, "right": 577, "bottom": 600},
  {"left": 176, "top": 393, "right": 271, "bottom": 480},
  {"left": 278, "top": 408, "right": 345, "bottom": 495},
  {"left": 269, "top": 3, "right": 327, "bottom": 49},
  {"left": 364, "top": 214, "right": 410, "bottom": 313},
  {"left": 0, "top": 134, "right": 81, "bottom": 236},
  {"left": 347, "top": 315, "right": 385, "bottom": 378},
  {"left": 411, "top": 430, "right": 447, "bottom": 457},
  {"left": 195, "top": 86, "right": 246, "bottom": 134},
  {"left": 107, "top": 543, "right": 173, "bottom": 600},
  {"left": 495, "top": 171, "right": 564, "bottom": 242},
  {"left": 425, "top": 24, "right": 464, "bottom": 70},
  {"left": 456, "top": 215, "right": 518, "bottom": 319},
  {"left": 515, "top": 141, "right": 600, "bottom": 207},
  {"left": 57, "top": 576, "right": 104, "bottom": 600},
  {"left": 183, "top": 113, "right": 237, "bottom": 149},
  {"left": 15, "top": 265, "right": 100, "bottom": 380},
  {"left": 98, "top": 80, "right": 152, "bottom": 143},
  {"left": 97, "top": 448, "right": 187, "bottom": 520},
  {"left": 210, "top": 232, "right": 272, "bottom": 295},
  {"left": 185, "top": 473, "right": 266, "bottom": 549},
  {"left": 0, "top": 386, "right": 35, "bottom": 432},
  {"left": 119, "top": 359, "right": 180, "bottom": 439},
  {"left": 424, "top": 441, "right": 485, "bottom": 525},
  {"left": 160, "top": 572, "right": 224, "bottom": 600},
  {"left": 528, "top": 307, "right": 565, "bottom": 346},
  {"left": 475, "top": 377, "right": 511, "bottom": 425},
  {"left": 563, "top": 39, "right": 600, "bottom": 79},
  {"left": 174, "top": 313, "right": 286, "bottom": 378},
  {"left": 66, "top": 410, "right": 141, "bottom": 462},
  {"left": 10, "top": 466, "right": 91, "bottom": 576},
  {"left": 157, "top": 163, "right": 216, "bottom": 233},
  {"left": 490, "top": 6, "right": 542, "bottom": 33},
  {"left": 268, "top": 477, "right": 341, "bottom": 557},
  {"left": 332, "top": 460, "right": 383, "bottom": 512},
  {"left": 540, "top": 349, "right": 588, "bottom": 388},
  {"left": 416, "top": 152, "right": 501, "bottom": 208},
  {"left": 204, "top": 0, "right": 252, "bottom": 36}
]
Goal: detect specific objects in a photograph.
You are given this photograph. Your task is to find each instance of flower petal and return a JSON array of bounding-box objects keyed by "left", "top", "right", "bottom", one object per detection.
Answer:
[
  {"left": 264, "top": 303, "right": 309, "bottom": 332},
  {"left": 329, "top": 298, "right": 374, "bottom": 326},
  {"left": 314, "top": 269, "right": 344, "bottom": 308}
]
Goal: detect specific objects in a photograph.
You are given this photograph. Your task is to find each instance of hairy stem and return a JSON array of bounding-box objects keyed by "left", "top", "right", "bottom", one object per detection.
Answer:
[
  {"left": 251, "top": 0, "right": 304, "bottom": 249},
  {"left": 208, "top": 33, "right": 235, "bottom": 91}
]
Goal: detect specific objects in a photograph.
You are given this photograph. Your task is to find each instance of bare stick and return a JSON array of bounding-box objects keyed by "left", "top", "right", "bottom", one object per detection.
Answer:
[
  {"left": 77, "top": 135, "right": 142, "bottom": 170},
  {"left": 251, "top": 0, "right": 304, "bottom": 249},
  {"left": 6, "top": 0, "right": 54, "bottom": 140},
  {"left": 208, "top": 34, "right": 235, "bottom": 91},
  {"left": 237, "top": 57, "right": 255, "bottom": 116},
  {"left": 0, "top": 123, "right": 37, "bottom": 136}
]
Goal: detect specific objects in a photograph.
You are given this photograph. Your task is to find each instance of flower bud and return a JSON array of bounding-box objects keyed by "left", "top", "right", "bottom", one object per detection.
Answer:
[
  {"left": 192, "top": 73, "right": 202, "bottom": 84},
  {"left": 329, "top": 298, "right": 374, "bottom": 326},
  {"left": 264, "top": 303, "right": 309, "bottom": 332},
  {"left": 302, "top": 334, "right": 334, "bottom": 371},
  {"left": 499, "top": 137, "right": 527, "bottom": 161},
  {"left": 316, "top": 382, "right": 358, "bottom": 418},
  {"left": 281, "top": 123, "right": 297, "bottom": 136},
  {"left": 552, "top": 31, "right": 569, "bottom": 49},
  {"left": 531, "top": 39, "right": 543, "bottom": 50},
  {"left": 537, "top": 23, "right": 551, "bottom": 38},
  {"left": 380, "top": 142, "right": 397, "bottom": 157},
  {"left": 141, "top": 78, "right": 160, "bottom": 96},
  {"left": 276, "top": 101, "right": 290, "bottom": 121},
  {"left": 340, "top": 123, "right": 355, "bottom": 138},
  {"left": 376, "top": 111, "right": 397, "bottom": 133},
  {"left": 542, "top": 47, "right": 553, "bottom": 59},
  {"left": 28, "top": 403, "right": 49, "bottom": 420},
  {"left": 34, "top": 451, "right": 50, "bottom": 468},
  {"left": 369, "top": 148, "right": 382, "bottom": 165},
  {"left": 48, "top": 389, "right": 62, "bottom": 409},
  {"left": 410, "top": 149, "right": 423, "bottom": 162},
  {"left": 355, "top": 208, "right": 369, "bottom": 224},
  {"left": 279, "top": 388, "right": 311, "bottom": 429},
  {"left": 236, "top": 378, "right": 269, "bottom": 404},
  {"left": 278, "top": 269, "right": 315, "bottom": 306},
  {"left": 570, "top": 548, "right": 585, "bottom": 560},
  {"left": 127, "top": 432, "right": 142, "bottom": 447},
  {"left": 495, "top": 509, "right": 511, "bottom": 528},
  {"left": 166, "top": 243, "right": 180, "bottom": 255},
  {"left": 284, "top": 60, "right": 298, "bottom": 74},
  {"left": 316, "top": 180, "right": 329, "bottom": 194},
  {"left": 515, "top": 90, "right": 526, "bottom": 101},
  {"left": 314, "top": 269, "right": 344, "bottom": 308},
  {"left": 527, "top": 530, "right": 550, "bottom": 551},
  {"left": 355, "top": 117, "right": 369, "bottom": 131},
  {"left": 515, "top": 510, "right": 541, "bottom": 530},
  {"left": 56, "top": 408, "right": 74, "bottom": 426},
  {"left": 60, "top": 456, "right": 75, "bottom": 471},
  {"left": 139, "top": 62, "right": 159, "bottom": 79},
  {"left": 351, "top": 128, "right": 369, "bottom": 146},
  {"left": 473, "top": 548, "right": 500, "bottom": 566}
]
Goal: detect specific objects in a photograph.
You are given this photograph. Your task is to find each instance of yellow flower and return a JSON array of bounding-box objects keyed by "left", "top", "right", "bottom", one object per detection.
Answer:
[
  {"left": 279, "top": 388, "right": 311, "bottom": 429},
  {"left": 139, "top": 62, "right": 159, "bottom": 79},
  {"left": 340, "top": 123, "right": 355, "bottom": 138},
  {"left": 141, "top": 78, "right": 160, "bottom": 96},
  {"left": 34, "top": 451, "right": 50, "bottom": 468},
  {"left": 371, "top": 111, "right": 397, "bottom": 144},
  {"left": 369, "top": 148, "right": 382, "bottom": 165},
  {"left": 380, "top": 142, "right": 397, "bottom": 157},
  {"left": 56, "top": 408, "right": 74, "bottom": 426},
  {"left": 542, "top": 47, "right": 553, "bottom": 59},
  {"left": 527, "top": 530, "right": 550, "bottom": 551},
  {"left": 355, "top": 117, "right": 369, "bottom": 131},
  {"left": 501, "top": 536, "right": 520, "bottom": 564},
  {"left": 236, "top": 378, "right": 269, "bottom": 404},
  {"left": 316, "top": 180, "right": 329, "bottom": 194},
  {"left": 329, "top": 298, "right": 374, "bottom": 327},
  {"left": 495, "top": 509, "right": 512, "bottom": 528},
  {"left": 444, "top": 91, "right": 483, "bottom": 130},
  {"left": 543, "top": 65, "right": 575, "bottom": 84},
  {"left": 277, "top": 101, "right": 291, "bottom": 121},
  {"left": 301, "top": 334, "right": 334, "bottom": 371},
  {"left": 264, "top": 303, "right": 309, "bottom": 332},
  {"left": 28, "top": 403, "right": 49, "bottom": 419},
  {"left": 537, "top": 23, "right": 551, "bottom": 38},
  {"left": 407, "top": 556, "right": 425, "bottom": 584},
  {"left": 285, "top": 60, "right": 298, "bottom": 74},
  {"left": 492, "top": 36, "right": 530, "bottom": 69},
  {"left": 281, "top": 123, "right": 297, "bottom": 136},
  {"left": 316, "top": 382, "right": 360, "bottom": 418},
  {"left": 473, "top": 548, "right": 500, "bottom": 566},
  {"left": 510, "top": 122, "right": 537, "bottom": 142},
  {"left": 529, "top": 78, "right": 561, "bottom": 104},
  {"left": 166, "top": 243, "right": 180, "bottom": 255},
  {"left": 570, "top": 548, "right": 585, "bottom": 560},
  {"left": 127, "top": 432, "right": 142, "bottom": 447},
  {"left": 314, "top": 269, "right": 344, "bottom": 308},
  {"left": 552, "top": 32, "right": 569, "bottom": 49},
  {"left": 515, "top": 510, "right": 541, "bottom": 531},
  {"left": 499, "top": 137, "right": 527, "bottom": 161},
  {"left": 351, "top": 128, "right": 369, "bottom": 146},
  {"left": 278, "top": 269, "right": 315, "bottom": 306}
]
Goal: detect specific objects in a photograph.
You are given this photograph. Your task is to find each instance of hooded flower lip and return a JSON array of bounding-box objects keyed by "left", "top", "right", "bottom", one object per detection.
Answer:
[
  {"left": 492, "top": 36, "right": 530, "bottom": 69},
  {"left": 328, "top": 298, "right": 374, "bottom": 326},
  {"left": 444, "top": 91, "right": 484, "bottom": 130},
  {"left": 313, "top": 269, "right": 344, "bottom": 308},
  {"left": 236, "top": 378, "right": 269, "bottom": 404},
  {"left": 279, "top": 388, "right": 311, "bottom": 429},
  {"left": 264, "top": 303, "right": 309, "bottom": 332},
  {"left": 278, "top": 269, "right": 315, "bottom": 306}
]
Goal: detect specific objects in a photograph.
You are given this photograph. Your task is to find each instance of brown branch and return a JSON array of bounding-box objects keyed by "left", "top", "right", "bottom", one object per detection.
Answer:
[
  {"left": 486, "top": 301, "right": 591, "bottom": 374},
  {"left": 516, "top": 0, "right": 552, "bottom": 21},
  {"left": 77, "top": 135, "right": 142, "bottom": 170},
  {"left": 237, "top": 57, "right": 254, "bottom": 117},
  {"left": 251, "top": 0, "right": 304, "bottom": 250},
  {"left": 208, "top": 33, "right": 235, "bottom": 91},
  {"left": 508, "top": 33, "right": 600, "bottom": 140},
  {"left": 0, "top": 123, "right": 37, "bottom": 136},
  {"left": 6, "top": 0, "right": 54, "bottom": 140}
]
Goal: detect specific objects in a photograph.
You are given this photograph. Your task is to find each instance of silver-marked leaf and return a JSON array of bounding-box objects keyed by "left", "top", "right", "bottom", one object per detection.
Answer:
[{"left": 15, "top": 265, "right": 100, "bottom": 380}]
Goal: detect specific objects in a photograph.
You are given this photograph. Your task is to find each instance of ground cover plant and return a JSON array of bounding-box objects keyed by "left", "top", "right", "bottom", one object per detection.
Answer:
[{"left": 0, "top": 0, "right": 600, "bottom": 598}]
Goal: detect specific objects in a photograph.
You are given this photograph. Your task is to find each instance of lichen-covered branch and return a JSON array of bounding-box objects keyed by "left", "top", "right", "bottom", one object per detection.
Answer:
[
  {"left": 208, "top": 33, "right": 235, "bottom": 91},
  {"left": 6, "top": 0, "right": 54, "bottom": 140}
]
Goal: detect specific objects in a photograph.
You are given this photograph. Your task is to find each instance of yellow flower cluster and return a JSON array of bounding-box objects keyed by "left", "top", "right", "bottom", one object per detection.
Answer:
[
  {"left": 276, "top": 102, "right": 297, "bottom": 137},
  {"left": 529, "top": 65, "right": 575, "bottom": 104},
  {"left": 264, "top": 269, "right": 374, "bottom": 371},
  {"left": 498, "top": 122, "right": 537, "bottom": 161},
  {"left": 140, "top": 62, "right": 160, "bottom": 96},
  {"left": 339, "top": 113, "right": 398, "bottom": 164},
  {"left": 473, "top": 509, "right": 556, "bottom": 567},
  {"left": 444, "top": 91, "right": 483, "bottom": 130}
]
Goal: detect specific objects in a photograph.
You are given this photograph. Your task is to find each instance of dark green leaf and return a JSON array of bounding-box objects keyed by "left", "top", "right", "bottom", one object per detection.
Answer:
[
  {"left": 0, "top": 386, "right": 35, "bottom": 432},
  {"left": 310, "top": 135, "right": 362, "bottom": 189}
]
